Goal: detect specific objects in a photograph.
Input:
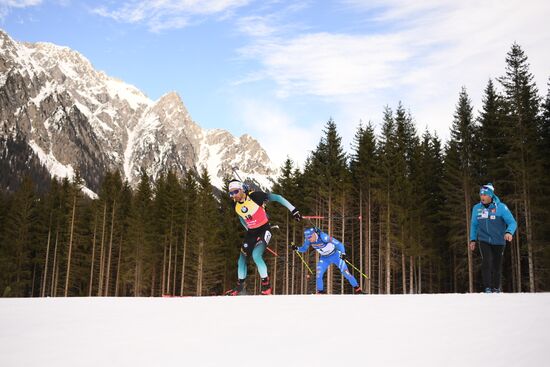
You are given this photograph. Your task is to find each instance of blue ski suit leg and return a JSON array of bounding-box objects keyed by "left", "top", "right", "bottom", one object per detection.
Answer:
[
  {"left": 316, "top": 252, "right": 359, "bottom": 291},
  {"left": 237, "top": 242, "right": 268, "bottom": 280}
]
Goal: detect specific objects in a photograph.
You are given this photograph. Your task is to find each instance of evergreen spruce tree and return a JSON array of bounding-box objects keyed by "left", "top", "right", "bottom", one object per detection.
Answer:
[
  {"left": 376, "top": 106, "right": 399, "bottom": 294},
  {"left": 393, "top": 103, "right": 420, "bottom": 294},
  {"left": 349, "top": 122, "right": 377, "bottom": 293},
  {"left": 195, "top": 168, "right": 223, "bottom": 296},
  {"left": 126, "top": 169, "right": 154, "bottom": 296},
  {"left": 270, "top": 158, "right": 304, "bottom": 294},
  {"left": 179, "top": 171, "right": 199, "bottom": 296},
  {"left": 443, "top": 87, "right": 478, "bottom": 292},
  {"left": 498, "top": 43, "right": 541, "bottom": 291},
  {"left": 309, "top": 119, "right": 348, "bottom": 294},
  {"left": 2, "top": 176, "right": 38, "bottom": 296},
  {"left": 477, "top": 79, "right": 509, "bottom": 185},
  {"left": 540, "top": 78, "right": 550, "bottom": 285},
  {"left": 218, "top": 176, "right": 244, "bottom": 294},
  {"left": 416, "top": 131, "right": 446, "bottom": 292}
]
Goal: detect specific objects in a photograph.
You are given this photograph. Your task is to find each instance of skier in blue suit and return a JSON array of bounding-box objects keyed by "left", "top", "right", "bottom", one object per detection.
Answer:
[
  {"left": 469, "top": 183, "right": 517, "bottom": 293},
  {"left": 292, "top": 227, "right": 363, "bottom": 294}
]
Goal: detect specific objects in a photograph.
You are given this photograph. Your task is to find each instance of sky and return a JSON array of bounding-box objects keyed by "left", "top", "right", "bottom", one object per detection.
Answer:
[
  {"left": 1, "top": 294, "right": 549, "bottom": 366},
  {"left": 1, "top": 0, "right": 549, "bottom": 168}
]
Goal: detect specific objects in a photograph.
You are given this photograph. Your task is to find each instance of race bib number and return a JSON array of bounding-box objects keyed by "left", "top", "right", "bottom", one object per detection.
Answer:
[{"left": 314, "top": 242, "right": 336, "bottom": 256}]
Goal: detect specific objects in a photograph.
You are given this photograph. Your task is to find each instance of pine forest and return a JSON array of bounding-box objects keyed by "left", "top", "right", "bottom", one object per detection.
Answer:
[{"left": 1, "top": 44, "right": 549, "bottom": 297}]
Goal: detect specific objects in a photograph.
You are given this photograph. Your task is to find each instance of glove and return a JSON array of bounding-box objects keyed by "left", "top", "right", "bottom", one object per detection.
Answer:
[
  {"left": 340, "top": 253, "right": 347, "bottom": 260},
  {"left": 291, "top": 244, "right": 299, "bottom": 251},
  {"left": 292, "top": 208, "right": 302, "bottom": 222}
]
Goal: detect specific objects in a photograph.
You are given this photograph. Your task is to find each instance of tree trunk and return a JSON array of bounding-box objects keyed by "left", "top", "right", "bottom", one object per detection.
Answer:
[
  {"left": 173, "top": 234, "right": 178, "bottom": 296},
  {"left": 167, "top": 212, "right": 174, "bottom": 294},
  {"left": 197, "top": 241, "right": 204, "bottom": 296},
  {"left": 161, "top": 240, "right": 167, "bottom": 295},
  {"left": 464, "top": 178, "right": 473, "bottom": 293},
  {"left": 273, "top": 238, "right": 278, "bottom": 295},
  {"left": 359, "top": 189, "right": 363, "bottom": 291},
  {"left": 328, "top": 192, "right": 333, "bottom": 294},
  {"left": 285, "top": 211, "right": 289, "bottom": 295},
  {"left": 31, "top": 263, "right": 37, "bottom": 297},
  {"left": 89, "top": 211, "right": 98, "bottom": 297},
  {"left": 386, "top": 189, "right": 391, "bottom": 294},
  {"left": 50, "top": 230, "right": 59, "bottom": 297},
  {"left": 41, "top": 213, "right": 52, "bottom": 297},
  {"left": 104, "top": 201, "right": 116, "bottom": 296},
  {"left": 367, "top": 189, "right": 371, "bottom": 294},
  {"left": 180, "top": 221, "right": 188, "bottom": 296},
  {"left": 341, "top": 193, "right": 345, "bottom": 295},
  {"left": 409, "top": 256, "right": 414, "bottom": 294},
  {"left": 378, "top": 207, "right": 383, "bottom": 294},
  {"left": 401, "top": 250, "right": 406, "bottom": 294},
  {"left": 64, "top": 194, "right": 77, "bottom": 297},
  {"left": 418, "top": 256, "right": 422, "bottom": 293},
  {"left": 98, "top": 202, "right": 107, "bottom": 296},
  {"left": 522, "top": 191, "right": 535, "bottom": 292},
  {"left": 115, "top": 234, "right": 122, "bottom": 296},
  {"left": 514, "top": 205, "right": 521, "bottom": 291}
]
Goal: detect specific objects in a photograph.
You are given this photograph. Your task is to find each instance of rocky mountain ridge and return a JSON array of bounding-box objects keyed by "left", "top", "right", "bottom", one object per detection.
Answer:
[{"left": 0, "top": 29, "right": 276, "bottom": 195}]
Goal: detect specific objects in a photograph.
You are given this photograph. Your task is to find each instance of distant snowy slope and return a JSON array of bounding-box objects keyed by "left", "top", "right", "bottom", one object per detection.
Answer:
[{"left": 1, "top": 293, "right": 549, "bottom": 367}]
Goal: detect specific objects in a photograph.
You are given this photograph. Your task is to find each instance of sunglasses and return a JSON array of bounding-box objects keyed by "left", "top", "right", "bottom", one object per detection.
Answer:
[{"left": 229, "top": 189, "right": 240, "bottom": 197}]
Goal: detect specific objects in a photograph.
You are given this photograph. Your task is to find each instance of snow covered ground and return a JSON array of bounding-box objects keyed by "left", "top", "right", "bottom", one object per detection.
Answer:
[{"left": 1, "top": 293, "right": 549, "bottom": 367}]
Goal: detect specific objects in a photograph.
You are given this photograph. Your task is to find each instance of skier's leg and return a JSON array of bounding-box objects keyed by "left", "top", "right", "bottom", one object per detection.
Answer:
[
  {"left": 336, "top": 257, "right": 359, "bottom": 288},
  {"left": 479, "top": 241, "right": 493, "bottom": 291},
  {"left": 491, "top": 244, "right": 505, "bottom": 292},
  {"left": 252, "top": 241, "right": 273, "bottom": 294},
  {"left": 316, "top": 258, "right": 329, "bottom": 292},
  {"left": 237, "top": 251, "right": 248, "bottom": 280},
  {"left": 252, "top": 242, "right": 268, "bottom": 278},
  {"left": 225, "top": 251, "right": 247, "bottom": 295}
]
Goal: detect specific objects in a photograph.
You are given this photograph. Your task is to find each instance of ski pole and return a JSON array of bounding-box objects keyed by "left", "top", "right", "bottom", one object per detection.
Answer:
[
  {"left": 344, "top": 259, "right": 369, "bottom": 279},
  {"left": 266, "top": 247, "right": 279, "bottom": 257},
  {"left": 231, "top": 166, "right": 244, "bottom": 182},
  {"left": 264, "top": 225, "right": 280, "bottom": 257},
  {"left": 291, "top": 242, "right": 314, "bottom": 274}
]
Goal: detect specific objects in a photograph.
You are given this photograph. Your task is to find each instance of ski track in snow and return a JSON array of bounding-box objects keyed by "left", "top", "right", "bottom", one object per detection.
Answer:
[{"left": 0, "top": 293, "right": 549, "bottom": 367}]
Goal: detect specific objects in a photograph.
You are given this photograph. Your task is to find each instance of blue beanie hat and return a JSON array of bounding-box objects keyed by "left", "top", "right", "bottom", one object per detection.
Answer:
[
  {"left": 304, "top": 227, "right": 317, "bottom": 238},
  {"left": 480, "top": 183, "right": 500, "bottom": 204}
]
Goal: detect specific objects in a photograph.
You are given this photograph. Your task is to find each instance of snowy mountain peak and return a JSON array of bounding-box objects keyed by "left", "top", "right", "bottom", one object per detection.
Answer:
[{"left": 0, "top": 29, "right": 277, "bottom": 194}]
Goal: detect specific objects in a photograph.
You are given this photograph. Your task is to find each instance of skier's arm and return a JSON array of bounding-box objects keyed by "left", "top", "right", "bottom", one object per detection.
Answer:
[
  {"left": 267, "top": 193, "right": 295, "bottom": 211},
  {"left": 501, "top": 204, "right": 517, "bottom": 235},
  {"left": 297, "top": 239, "right": 310, "bottom": 253},
  {"left": 267, "top": 193, "right": 302, "bottom": 221},
  {"left": 469, "top": 205, "right": 478, "bottom": 242},
  {"left": 332, "top": 238, "right": 346, "bottom": 254}
]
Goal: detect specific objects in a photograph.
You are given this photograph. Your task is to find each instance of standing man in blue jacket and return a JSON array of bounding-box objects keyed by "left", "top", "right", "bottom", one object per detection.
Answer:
[
  {"left": 292, "top": 227, "right": 363, "bottom": 294},
  {"left": 469, "top": 183, "right": 517, "bottom": 293}
]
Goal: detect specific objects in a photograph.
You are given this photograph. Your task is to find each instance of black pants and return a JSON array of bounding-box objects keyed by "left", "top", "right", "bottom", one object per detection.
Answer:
[
  {"left": 478, "top": 241, "right": 505, "bottom": 290},
  {"left": 242, "top": 223, "right": 271, "bottom": 257}
]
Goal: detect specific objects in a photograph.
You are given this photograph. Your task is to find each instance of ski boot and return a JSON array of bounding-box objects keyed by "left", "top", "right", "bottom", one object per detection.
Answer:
[
  {"left": 492, "top": 288, "right": 501, "bottom": 293},
  {"left": 260, "top": 277, "right": 272, "bottom": 295},
  {"left": 316, "top": 290, "right": 326, "bottom": 295},
  {"left": 484, "top": 287, "right": 492, "bottom": 293},
  {"left": 225, "top": 279, "right": 246, "bottom": 296},
  {"left": 353, "top": 286, "right": 365, "bottom": 294}
]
